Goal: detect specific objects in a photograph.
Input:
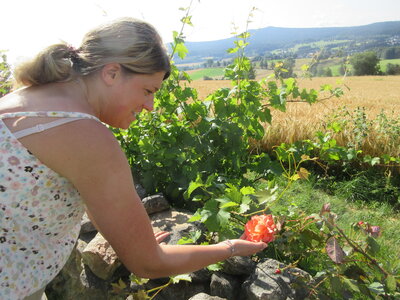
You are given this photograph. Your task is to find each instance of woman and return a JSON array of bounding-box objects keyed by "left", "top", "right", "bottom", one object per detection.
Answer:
[{"left": 0, "top": 18, "right": 267, "bottom": 299}]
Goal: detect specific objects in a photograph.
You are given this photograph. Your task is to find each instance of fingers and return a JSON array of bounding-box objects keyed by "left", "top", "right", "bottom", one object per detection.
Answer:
[
  {"left": 245, "top": 240, "right": 268, "bottom": 252},
  {"left": 154, "top": 231, "right": 170, "bottom": 244},
  {"left": 229, "top": 239, "right": 268, "bottom": 257},
  {"left": 239, "top": 232, "right": 247, "bottom": 240},
  {"left": 258, "top": 242, "right": 268, "bottom": 251}
]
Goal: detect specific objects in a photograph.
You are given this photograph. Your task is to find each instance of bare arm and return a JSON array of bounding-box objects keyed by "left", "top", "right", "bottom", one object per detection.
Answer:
[{"left": 36, "top": 120, "right": 267, "bottom": 278}]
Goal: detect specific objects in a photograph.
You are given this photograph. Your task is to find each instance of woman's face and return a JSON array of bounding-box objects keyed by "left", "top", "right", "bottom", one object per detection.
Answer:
[{"left": 102, "top": 70, "right": 165, "bottom": 129}]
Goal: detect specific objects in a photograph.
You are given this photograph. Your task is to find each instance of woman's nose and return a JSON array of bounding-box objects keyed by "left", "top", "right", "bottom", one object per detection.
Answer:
[{"left": 143, "top": 98, "right": 154, "bottom": 111}]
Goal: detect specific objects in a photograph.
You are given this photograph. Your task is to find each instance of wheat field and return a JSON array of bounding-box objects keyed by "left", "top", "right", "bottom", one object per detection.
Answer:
[{"left": 185, "top": 76, "right": 400, "bottom": 157}]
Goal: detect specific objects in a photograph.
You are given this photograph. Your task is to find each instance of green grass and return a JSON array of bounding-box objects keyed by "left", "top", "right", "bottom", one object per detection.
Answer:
[
  {"left": 189, "top": 68, "right": 225, "bottom": 80},
  {"left": 268, "top": 40, "right": 351, "bottom": 55},
  {"left": 188, "top": 58, "right": 400, "bottom": 80},
  {"left": 269, "top": 176, "right": 400, "bottom": 269},
  {"left": 330, "top": 64, "right": 343, "bottom": 76},
  {"left": 380, "top": 58, "right": 400, "bottom": 72}
]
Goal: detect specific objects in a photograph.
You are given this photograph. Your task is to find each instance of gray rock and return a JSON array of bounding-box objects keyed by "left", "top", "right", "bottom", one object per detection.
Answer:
[
  {"left": 157, "top": 281, "right": 211, "bottom": 300},
  {"left": 150, "top": 209, "right": 203, "bottom": 245},
  {"left": 210, "top": 272, "right": 241, "bottom": 300},
  {"left": 222, "top": 256, "right": 256, "bottom": 276},
  {"left": 189, "top": 268, "right": 213, "bottom": 283},
  {"left": 142, "top": 193, "right": 171, "bottom": 215},
  {"left": 135, "top": 183, "right": 147, "bottom": 199},
  {"left": 49, "top": 203, "right": 314, "bottom": 300},
  {"left": 189, "top": 293, "right": 227, "bottom": 300},
  {"left": 64, "top": 239, "right": 87, "bottom": 279},
  {"left": 241, "top": 259, "right": 312, "bottom": 300},
  {"left": 80, "top": 213, "right": 97, "bottom": 234},
  {"left": 79, "top": 265, "right": 108, "bottom": 291},
  {"left": 45, "top": 260, "right": 109, "bottom": 300},
  {"left": 81, "top": 232, "right": 121, "bottom": 280},
  {"left": 136, "top": 278, "right": 209, "bottom": 300}
]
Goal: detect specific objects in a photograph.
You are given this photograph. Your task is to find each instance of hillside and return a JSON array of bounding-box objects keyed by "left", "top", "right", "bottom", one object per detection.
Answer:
[{"left": 176, "top": 21, "right": 400, "bottom": 63}]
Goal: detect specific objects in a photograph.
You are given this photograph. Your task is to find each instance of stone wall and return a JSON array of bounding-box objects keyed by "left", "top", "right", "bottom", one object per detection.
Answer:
[{"left": 45, "top": 193, "right": 311, "bottom": 300}]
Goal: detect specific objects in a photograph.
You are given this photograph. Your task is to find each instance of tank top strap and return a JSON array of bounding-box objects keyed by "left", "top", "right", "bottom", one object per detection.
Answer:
[
  {"left": 0, "top": 111, "right": 102, "bottom": 139},
  {"left": 0, "top": 111, "right": 101, "bottom": 122}
]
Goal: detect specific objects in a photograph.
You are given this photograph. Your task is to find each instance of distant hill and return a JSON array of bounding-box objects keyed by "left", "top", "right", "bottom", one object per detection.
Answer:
[{"left": 176, "top": 21, "right": 400, "bottom": 63}]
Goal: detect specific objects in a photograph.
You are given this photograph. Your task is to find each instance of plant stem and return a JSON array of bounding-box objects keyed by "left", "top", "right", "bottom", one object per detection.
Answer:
[
  {"left": 334, "top": 224, "right": 389, "bottom": 277},
  {"left": 169, "top": 0, "right": 194, "bottom": 60},
  {"left": 148, "top": 281, "right": 171, "bottom": 300}
]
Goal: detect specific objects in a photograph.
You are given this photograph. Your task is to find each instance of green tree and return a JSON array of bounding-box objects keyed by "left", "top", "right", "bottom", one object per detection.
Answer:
[
  {"left": 381, "top": 46, "right": 400, "bottom": 59},
  {"left": 206, "top": 58, "right": 214, "bottom": 68},
  {"left": 247, "top": 63, "right": 256, "bottom": 79},
  {"left": 274, "top": 57, "right": 295, "bottom": 79},
  {"left": 324, "top": 67, "right": 333, "bottom": 77},
  {"left": 350, "top": 51, "right": 380, "bottom": 76},
  {"left": 0, "top": 51, "right": 13, "bottom": 97},
  {"left": 386, "top": 63, "right": 400, "bottom": 75}
]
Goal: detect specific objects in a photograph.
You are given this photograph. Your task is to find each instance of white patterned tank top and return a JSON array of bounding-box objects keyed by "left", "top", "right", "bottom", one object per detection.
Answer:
[{"left": 0, "top": 111, "right": 101, "bottom": 299}]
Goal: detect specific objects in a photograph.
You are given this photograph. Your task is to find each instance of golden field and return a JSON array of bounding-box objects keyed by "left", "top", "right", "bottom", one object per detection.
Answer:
[{"left": 185, "top": 76, "right": 400, "bottom": 158}]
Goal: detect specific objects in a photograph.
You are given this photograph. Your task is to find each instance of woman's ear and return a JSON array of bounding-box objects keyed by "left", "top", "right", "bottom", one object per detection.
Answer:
[{"left": 101, "top": 63, "right": 122, "bottom": 86}]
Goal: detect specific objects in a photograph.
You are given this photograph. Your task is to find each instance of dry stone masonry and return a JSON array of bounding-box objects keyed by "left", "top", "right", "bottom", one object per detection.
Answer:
[{"left": 46, "top": 191, "right": 311, "bottom": 299}]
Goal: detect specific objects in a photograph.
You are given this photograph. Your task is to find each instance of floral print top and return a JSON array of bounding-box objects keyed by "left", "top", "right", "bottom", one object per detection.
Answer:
[{"left": 0, "top": 111, "right": 101, "bottom": 299}]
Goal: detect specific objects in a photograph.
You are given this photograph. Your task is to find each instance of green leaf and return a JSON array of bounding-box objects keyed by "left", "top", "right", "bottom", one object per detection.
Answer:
[
  {"left": 238, "top": 32, "right": 250, "bottom": 39},
  {"left": 368, "top": 282, "right": 385, "bottom": 295},
  {"left": 177, "top": 236, "right": 194, "bottom": 245},
  {"left": 330, "top": 276, "right": 342, "bottom": 291},
  {"left": 175, "top": 43, "right": 188, "bottom": 59},
  {"left": 207, "top": 263, "right": 223, "bottom": 271},
  {"left": 301, "top": 64, "right": 309, "bottom": 71},
  {"left": 202, "top": 200, "right": 220, "bottom": 231},
  {"left": 240, "top": 186, "right": 255, "bottom": 195},
  {"left": 328, "top": 121, "right": 343, "bottom": 133},
  {"left": 344, "top": 265, "right": 366, "bottom": 281},
  {"left": 386, "top": 275, "right": 397, "bottom": 293},
  {"left": 235, "top": 40, "right": 245, "bottom": 48},
  {"left": 255, "top": 186, "right": 278, "bottom": 205},
  {"left": 188, "top": 211, "right": 202, "bottom": 222},
  {"left": 239, "top": 203, "right": 250, "bottom": 213},
  {"left": 217, "top": 209, "right": 231, "bottom": 228},
  {"left": 284, "top": 78, "right": 296, "bottom": 92},
  {"left": 131, "top": 290, "right": 149, "bottom": 299},
  {"left": 227, "top": 47, "right": 239, "bottom": 54},
  {"left": 343, "top": 278, "right": 360, "bottom": 293},
  {"left": 170, "top": 274, "right": 192, "bottom": 284},
  {"left": 172, "top": 30, "right": 179, "bottom": 39},
  {"left": 320, "top": 84, "right": 332, "bottom": 91},
  {"left": 370, "top": 157, "right": 380, "bottom": 166},
  {"left": 220, "top": 201, "right": 239, "bottom": 208},
  {"left": 180, "top": 16, "right": 193, "bottom": 26},
  {"left": 186, "top": 181, "right": 204, "bottom": 198},
  {"left": 111, "top": 278, "right": 127, "bottom": 292},
  {"left": 290, "top": 174, "right": 300, "bottom": 181},
  {"left": 366, "top": 236, "right": 380, "bottom": 255},
  {"left": 129, "top": 274, "right": 149, "bottom": 285}
]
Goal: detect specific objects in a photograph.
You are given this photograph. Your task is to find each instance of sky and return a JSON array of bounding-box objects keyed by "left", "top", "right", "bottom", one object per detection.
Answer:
[{"left": 1, "top": 0, "right": 400, "bottom": 66}]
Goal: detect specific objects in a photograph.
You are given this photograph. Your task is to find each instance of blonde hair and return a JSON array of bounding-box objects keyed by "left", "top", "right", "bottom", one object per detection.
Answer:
[{"left": 14, "top": 17, "right": 170, "bottom": 86}]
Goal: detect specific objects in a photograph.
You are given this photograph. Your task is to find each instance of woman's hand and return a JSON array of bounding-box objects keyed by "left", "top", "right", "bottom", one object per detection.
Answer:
[
  {"left": 154, "top": 231, "right": 170, "bottom": 245},
  {"left": 219, "top": 232, "right": 267, "bottom": 257},
  {"left": 226, "top": 239, "right": 268, "bottom": 257}
]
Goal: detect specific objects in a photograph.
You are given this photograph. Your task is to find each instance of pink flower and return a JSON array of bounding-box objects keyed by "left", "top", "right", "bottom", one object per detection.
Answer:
[
  {"left": 368, "top": 225, "right": 381, "bottom": 238},
  {"left": 245, "top": 214, "right": 276, "bottom": 243}
]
